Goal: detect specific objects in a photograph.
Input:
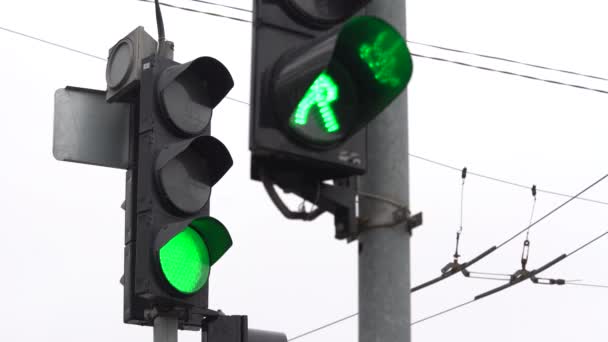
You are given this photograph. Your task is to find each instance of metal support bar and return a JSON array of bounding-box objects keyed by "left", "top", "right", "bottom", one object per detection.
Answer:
[{"left": 154, "top": 315, "right": 178, "bottom": 342}]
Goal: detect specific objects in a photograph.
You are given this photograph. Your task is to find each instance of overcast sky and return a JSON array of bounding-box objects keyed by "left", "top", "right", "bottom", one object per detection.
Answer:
[{"left": 0, "top": 0, "right": 607, "bottom": 341}]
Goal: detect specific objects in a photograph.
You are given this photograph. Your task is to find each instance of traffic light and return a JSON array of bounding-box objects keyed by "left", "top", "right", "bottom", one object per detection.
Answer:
[
  {"left": 250, "top": 0, "right": 412, "bottom": 179},
  {"left": 249, "top": 0, "right": 413, "bottom": 239},
  {"left": 102, "top": 26, "right": 237, "bottom": 327}
]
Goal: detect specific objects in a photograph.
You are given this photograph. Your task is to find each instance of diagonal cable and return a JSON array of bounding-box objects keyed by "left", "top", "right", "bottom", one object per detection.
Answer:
[
  {"left": 411, "top": 172, "right": 607, "bottom": 292},
  {"left": 190, "top": 0, "right": 252, "bottom": 13},
  {"left": 408, "top": 41, "right": 608, "bottom": 82},
  {"left": 137, "top": 0, "right": 252, "bottom": 23},
  {"left": 409, "top": 154, "right": 608, "bottom": 206},
  {"left": 288, "top": 313, "right": 358, "bottom": 341},
  {"left": 0, "top": 26, "right": 106, "bottom": 60},
  {"left": 286, "top": 230, "right": 608, "bottom": 338},
  {"left": 412, "top": 53, "right": 608, "bottom": 95}
]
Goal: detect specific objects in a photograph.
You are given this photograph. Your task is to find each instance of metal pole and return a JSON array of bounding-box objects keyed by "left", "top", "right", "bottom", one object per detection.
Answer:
[
  {"left": 359, "top": 0, "right": 410, "bottom": 341},
  {"left": 154, "top": 315, "right": 178, "bottom": 342}
]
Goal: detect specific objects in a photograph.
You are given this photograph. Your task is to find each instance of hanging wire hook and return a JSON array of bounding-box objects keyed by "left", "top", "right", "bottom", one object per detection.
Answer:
[
  {"left": 453, "top": 167, "right": 467, "bottom": 262},
  {"left": 520, "top": 185, "right": 537, "bottom": 270}
]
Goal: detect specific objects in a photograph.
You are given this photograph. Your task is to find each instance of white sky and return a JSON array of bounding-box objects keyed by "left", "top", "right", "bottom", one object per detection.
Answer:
[{"left": 0, "top": 0, "right": 607, "bottom": 341}]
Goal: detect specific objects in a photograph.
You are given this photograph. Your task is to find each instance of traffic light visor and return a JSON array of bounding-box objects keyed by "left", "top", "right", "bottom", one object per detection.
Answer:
[
  {"left": 155, "top": 136, "right": 233, "bottom": 215},
  {"left": 157, "top": 217, "right": 232, "bottom": 295},
  {"left": 157, "top": 57, "right": 234, "bottom": 136}
]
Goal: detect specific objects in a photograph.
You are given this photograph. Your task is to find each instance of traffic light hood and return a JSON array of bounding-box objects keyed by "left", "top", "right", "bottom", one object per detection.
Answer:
[
  {"left": 154, "top": 217, "right": 233, "bottom": 295},
  {"left": 189, "top": 217, "right": 233, "bottom": 266},
  {"left": 157, "top": 56, "right": 234, "bottom": 109},
  {"left": 155, "top": 136, "right": 234, "bottom": 215}
]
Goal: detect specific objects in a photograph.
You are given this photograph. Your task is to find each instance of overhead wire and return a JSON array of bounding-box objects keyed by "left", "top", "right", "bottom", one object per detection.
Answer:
[
  {"left": 136, "top": 0, "right": 252, "bottom": 23},
  {"left": 287, "top": 313, "right": 358, "bottom": 341},
  {"left": 3, "top": 26, "right": 606, "bottom": 211},
  {"left": 566, "top": 282, "right": 608, "bottom": 289},
  {"left": 496, "top": 173, "right": 608, "bottom": 250},
  {"left": 409, "top": 154, "right": 608, "bottom": 206},
  {"left": 286, "top": 230, "right": 608, "bottom": 338},
  {"left": 0, "top": 26, "right": 106, "bottom": 61},
  {"left": 412, "top": 53, "right": 608, "bottom": 95},
  {"left": 407, "top": 41, "right": 608, "bottom": 82},
  {"left": 6, "top": 1, "right": 608, "bottom": 98},
  {"left": 138, "top": 0, "right": 608, "bottom": 94},
  {"left": 190, "top": 0, "right": 252, "bottom": 13},
  {"left": 0, "top": 25, "right": 246, "bottom": 105},
  {"left": 411, "top": 171, "right": 608, "bottom": 292}
]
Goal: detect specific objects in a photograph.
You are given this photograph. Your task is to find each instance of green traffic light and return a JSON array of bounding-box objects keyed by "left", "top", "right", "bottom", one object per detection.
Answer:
[
  {"left": 159, "top": 226, "right": 211, "bottom": 294},
  {"left": 291, "top": 71, "right": 341, "bottom": 133},
  {"left": 277, "top": 15, "right": 412, "bottom": 148},
  {"left": 358, "top": 31, "right": 405, "bottom": 88}
]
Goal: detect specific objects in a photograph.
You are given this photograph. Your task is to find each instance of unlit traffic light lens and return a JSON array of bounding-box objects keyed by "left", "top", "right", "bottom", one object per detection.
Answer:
[{"left": 159, "top": 227, "right": 211, "bottom": 294}]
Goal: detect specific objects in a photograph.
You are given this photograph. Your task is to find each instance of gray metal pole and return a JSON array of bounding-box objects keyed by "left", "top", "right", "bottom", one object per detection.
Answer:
[
  {"left": 154, "top": 315, "right": 178, "bottom": 342},
  {"left": 359, "top": 1, "right": 410, "bottom": 342}
]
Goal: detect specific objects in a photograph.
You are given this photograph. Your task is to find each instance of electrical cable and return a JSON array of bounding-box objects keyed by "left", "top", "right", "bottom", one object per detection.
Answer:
[
  {"left": 0, "top": 25, "right": 247, "bottom": 106},
  {"left": 413, "top": 229, "right": 608, "bottom": 325},
  {"left": 467, "top": 271, "right": 512, "bottom": 277},
  {"left": 496, "top": 173, "right": 608, "bottom": 250},
  {"left": 136, "top": 0, "right": 608, "bottom": 94},
  {"left": 190, "top": 0, "right": 252, "bottom": 13},
  {"left": 452, "top": 167, "right": 467, "bottom": 261},
  {"left": 520, "top": 185, "right": 537, "bottom": 270},
  {"left": 412, "top": 53, "right": 608, "bottom": 95},
  {"left": 137, "top": 0, "right": 252, "bottom": 23},
  {"left": 412, "top": 172, "right": 608, "bottom": 292},
  {"left": 290, "top": 228, "right": 607, "bottom": 339},
  {"left": 260, "top": 170, "right": 325, "bottom": 220},
  {"left": 154, "top": 0, "right": 165, "bottom": 43},
  {"left": 287, "top": 313, "right": 358, "bottom": 341},
  {"left": 0, "top": 26, "right": 106, "bottom": 61},
  {"left": 565, "top": 282, "right": 608, "bottom": 289},
  {"left": 407, "top": 41, "right": 608, "bottom": 82},
  {"left": 6, "top": 19, "right": 608, "bottom": 105},
  {"left": 409, "top": 154, "right": 608, "bottom": 206}
]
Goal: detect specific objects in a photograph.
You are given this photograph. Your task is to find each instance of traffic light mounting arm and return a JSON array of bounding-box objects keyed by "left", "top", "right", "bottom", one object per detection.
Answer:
[
  {"left": 260, "top": 167, "right": 423, "bottom": 241},
  {"left": 259, "top": 168, "right": 358, "bottom": 240}
]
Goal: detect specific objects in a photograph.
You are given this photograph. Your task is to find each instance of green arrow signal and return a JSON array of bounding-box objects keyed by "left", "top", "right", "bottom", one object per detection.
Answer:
[{"left": 291, "top": 72, "right": 341, "bottom": 133}]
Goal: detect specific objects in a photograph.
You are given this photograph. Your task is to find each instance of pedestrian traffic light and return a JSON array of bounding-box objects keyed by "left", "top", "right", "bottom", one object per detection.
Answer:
[
  {"left": 250, "top": 0, "right": 412, "bottom": 180},
  {"left": 119, "top": 49, "right": 236, "bottom": 327},
  {"left": 249, "top": 0, "right": 413, "bottom": 239}
]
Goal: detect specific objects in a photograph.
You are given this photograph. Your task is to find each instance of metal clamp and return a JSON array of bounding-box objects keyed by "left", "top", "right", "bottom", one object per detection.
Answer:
[{"left": 357, "top": 192, "right": 423, "bottom": 235}]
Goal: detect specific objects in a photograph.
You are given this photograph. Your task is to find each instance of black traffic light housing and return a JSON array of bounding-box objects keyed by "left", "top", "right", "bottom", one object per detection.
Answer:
[
  {"left": 249, "top": 0, "right": 413, "bottom": 240},
  {"left": 124, "top": 55, "right": 235, "bottom": 328},
  {"left": 249, "top": 0, "right": 372, "bottom": 181}
]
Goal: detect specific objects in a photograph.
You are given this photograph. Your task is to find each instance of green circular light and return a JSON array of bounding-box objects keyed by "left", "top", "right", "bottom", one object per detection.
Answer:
[{"left": 159, "top": 227, "right": 210, "bottom": 294}]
